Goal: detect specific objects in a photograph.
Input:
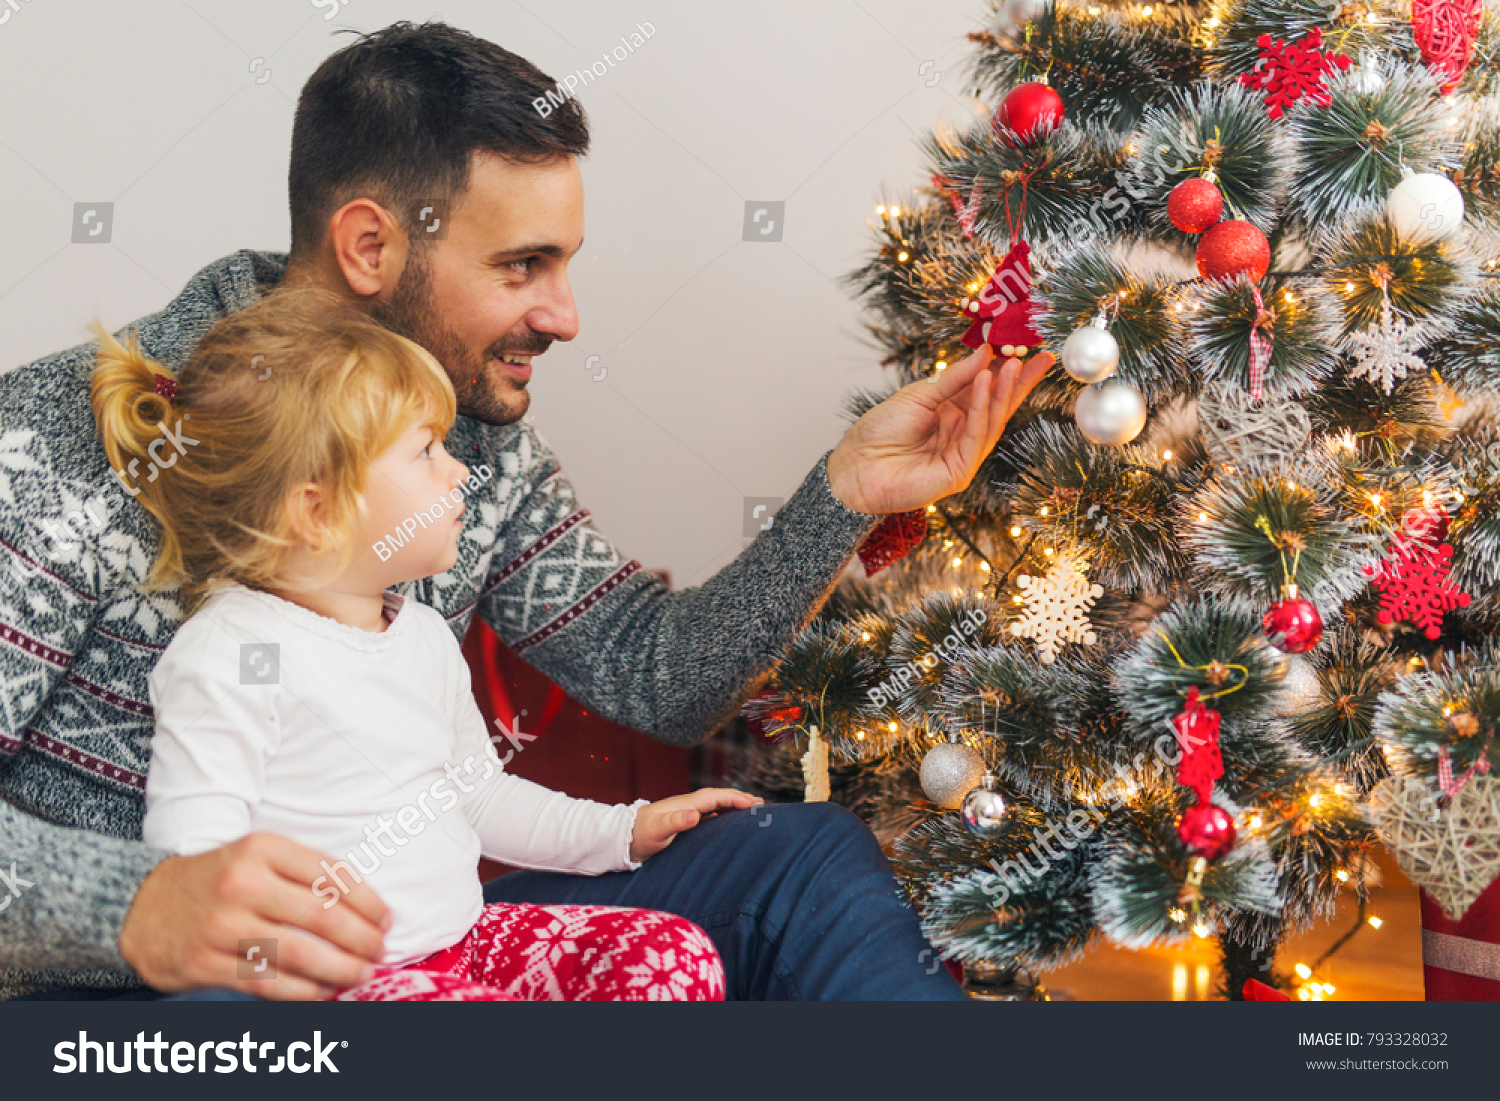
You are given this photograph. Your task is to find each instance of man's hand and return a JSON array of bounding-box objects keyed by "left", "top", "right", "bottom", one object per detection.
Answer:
[
  {"left": 826, "top": 344, "right": 1055, "bottom": 514},
  {"left": 119, "top": 832, "right": 391, "bottom": 1000},
  {"left": 630, "top": 788, "right": 763, "bottom": 862}
]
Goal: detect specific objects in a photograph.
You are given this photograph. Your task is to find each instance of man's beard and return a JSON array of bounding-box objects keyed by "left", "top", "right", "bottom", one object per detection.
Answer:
[{"left": 368, "top": 248, "right": 530, "bottom": 427}]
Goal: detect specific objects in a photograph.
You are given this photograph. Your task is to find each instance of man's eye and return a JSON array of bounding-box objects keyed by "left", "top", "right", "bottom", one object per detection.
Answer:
[{"left": 505, "top": 258, "right": 533, "bottom": 274}]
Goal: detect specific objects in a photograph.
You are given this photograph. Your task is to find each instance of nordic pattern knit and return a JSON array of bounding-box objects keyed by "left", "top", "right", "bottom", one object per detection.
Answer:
[{"left": 0, "top": 248, "right": 884, "bottom": 997}]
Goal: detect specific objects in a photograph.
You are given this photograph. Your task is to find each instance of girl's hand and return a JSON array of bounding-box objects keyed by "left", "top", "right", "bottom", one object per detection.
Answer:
[{"left": 629, "top": 788, "right": 764, "bottom": 862}]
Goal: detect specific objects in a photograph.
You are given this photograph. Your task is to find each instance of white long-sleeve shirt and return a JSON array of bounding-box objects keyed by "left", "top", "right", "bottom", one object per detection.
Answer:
[{"left": 142, "top": 584, "right": 647, "bottom": 965}]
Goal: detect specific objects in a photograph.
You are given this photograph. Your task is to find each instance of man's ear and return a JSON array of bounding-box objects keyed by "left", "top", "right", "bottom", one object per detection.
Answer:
[
  {"left": 326, "top": 197, "right": 408, "bottom": 301},
  {"left": 283, "top": 483, "right": 338, "bottom": 553}
]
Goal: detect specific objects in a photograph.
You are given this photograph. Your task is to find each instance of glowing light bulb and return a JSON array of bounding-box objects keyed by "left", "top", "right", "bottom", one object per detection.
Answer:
[
  {"left": 1163, "top": 449, "right": 1174, "bottom": 460},
  {"left": 897, "top": 251, "right": 909, "bottom": 262},
  {"left": 889, "top": 721, "right": 898, "bottom": 731},
  {"left": 1039, "top": 506, "right": 1050, "bottom": 517},
  {"left": 876, "top": 205, "right": 886, "bottom": 215},
  {"left": 981, "top": 561, "right": 991, "bottom": 572},
  {"left": 952, "top": 557, "right": 963, "bottom": 568},
  {"left": 861, "top": 631, "right": 872, "bottom": 641},
  {"left": 1192, "top": 921, "right": 1210, "bottom": 938},
  {"left": 1010, "top": 525, "right": 1023, "bottom": 537},
  {"left": 935, "top": 360, "right": 947, "bottom": 370},
  {"left": 1336, "top": 869, "right": 1350, "bottom": 882},
  {"left": 1369, "top": 916, "right": 1383, "bottom": 929},
  {"left": 1199, "top": 511, "right": 1209, "bottom": 522},
  {"left": 1044, "top": 547, "right": 1054, "bottom": 556},
  {"left": 1345, "top": 281, "right": 1355, "bottom": 292},
  {"left": 1295, "top": 963, "right": 1312, "bottom": 980},
  {"left": 890, "top": 205, "right": 901, "bottom": 217}
]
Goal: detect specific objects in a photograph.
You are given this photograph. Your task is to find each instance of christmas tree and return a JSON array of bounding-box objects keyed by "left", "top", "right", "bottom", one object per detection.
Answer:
[{"left": 738, "top": 0, "right": 1500, "bottom": 999}]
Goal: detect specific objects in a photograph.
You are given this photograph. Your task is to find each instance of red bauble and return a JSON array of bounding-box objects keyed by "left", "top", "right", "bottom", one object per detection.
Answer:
[
  {"left": 1263, "top": 595, "right": 1323, "bottom": 653},
  {"left": 1195, "top": 220, "right": 1270, "bottom": 282},
  {"left": 1167, "top": 177, "right": 1224, "bottom": 234},
  {"left": 993, "top": 82, "right": 1065, "bottom": 147},
  {"left": 1400, "top": 504, "right": 1450, "bottom": 544},
  {"left": 857, "top": 509, "right": 929, "bottom": 577},
  {"left": 1177, "top": 801, "right": 1237, "bottom": 860}
]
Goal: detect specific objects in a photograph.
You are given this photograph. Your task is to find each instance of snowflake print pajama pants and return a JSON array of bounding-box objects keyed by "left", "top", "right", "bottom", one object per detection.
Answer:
[{"left": 335, "top": 903, "right": 726, "bottom": 1001}]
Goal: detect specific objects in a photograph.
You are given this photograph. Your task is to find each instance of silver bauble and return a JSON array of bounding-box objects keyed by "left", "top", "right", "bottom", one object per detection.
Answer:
[
  {"left": 1387, "top": 170, "right": 1465, "bottom": 244},
  {"left": 1074, "top": 379, "right": 1147, "bottom": 446},
  {"left": 961, "top": 774, "right": 1010, "bottom": 839},
  {"left": 1275, "top": 654, "right": 1321, "bottom": 717},
  {"left": 1061, "top": 324, "right": 1120, "bottom": 384},
  {"left": 920, "top": 741, "right": 986, "bottom": 810},
  {"left": 1003, "top": 0, "right": 1048, "bottom": 28}
]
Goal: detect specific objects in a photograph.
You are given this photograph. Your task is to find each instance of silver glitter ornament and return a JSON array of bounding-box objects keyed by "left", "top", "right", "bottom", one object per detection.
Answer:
[
  {"left": 1061, "top": 319, "right": 1119, "bottom": 384},
  {"left": 920, "top": 741, "right": 986, "bottom": 809},
  {"left": 1275, "top": 654, "right": 1321, "bottom": 717},
  {"left": 1074, "top": 378, "right": 1147, "bottom": 446},
  {"left": 961, "top": 773, "right": 1010, "bottom": 838}
]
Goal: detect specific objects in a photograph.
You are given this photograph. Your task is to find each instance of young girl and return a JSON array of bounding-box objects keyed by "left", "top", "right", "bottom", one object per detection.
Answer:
[{"left": 92, "top": 285, "right": 755, "bottom": 1001}]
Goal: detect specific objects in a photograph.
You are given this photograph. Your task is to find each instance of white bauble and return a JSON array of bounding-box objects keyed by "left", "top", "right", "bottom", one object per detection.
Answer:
[
  {"left": 1003, "top": 0, "right": 1048, "bottom": 28},
  {"left": 1061, "top": 324, "right": 1120, "bottom": 384},
  {"left": 1075, "top": 379, "right": 1147, "bottom": 446},
  {"left": 1387, "top": 170, "right": 1466, "bottom": 244}
]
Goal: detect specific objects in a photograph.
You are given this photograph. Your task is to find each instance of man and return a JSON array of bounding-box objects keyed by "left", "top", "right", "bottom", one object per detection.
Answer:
[{"left": 0, "top": 21, "right": 1051, "bottom": 1000}]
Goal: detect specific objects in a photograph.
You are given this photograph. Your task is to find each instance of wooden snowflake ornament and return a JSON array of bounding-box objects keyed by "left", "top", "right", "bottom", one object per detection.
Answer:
[
  {"left": 1239, "top": 27, "right": 1352, "bottom": 119},
  {"left": 1008, "top": 553, "right": 1104, "bottom": 663}
]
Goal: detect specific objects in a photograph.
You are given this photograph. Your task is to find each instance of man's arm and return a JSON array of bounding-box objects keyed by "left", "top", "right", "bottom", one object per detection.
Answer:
[
  {"left": 475, "top": 346, "right": 1052, "bottom": 748},
  {"left": 477, "top": 436, "right": 882, "bottom": 748}
]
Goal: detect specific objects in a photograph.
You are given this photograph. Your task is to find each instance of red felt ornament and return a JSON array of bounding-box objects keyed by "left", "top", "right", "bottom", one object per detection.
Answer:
[
  {"left": 1174, "top": 686, "right": 1224, "bottom": 804},
  {"left": 1400, "top": 503, "right": 1451, "bottom": 544},
  {"left": 1364, "top": 534, "right": 1472, "bottom": 640},
  {"left": 1167, "top": 177, "right": 1224, "bottom": 234},
  {"left": 1238, "top": 27, "right": 1352, "bottom": 120},
  {"left": 1243, "top": 978, "right": 1291, "bottom": 1001},
  {"left": 1263, "top": 584, "right": 1323, "bottom": 653},
  {"left": 857, "top": 509, "right": 929, "bottom": 576},
  {"left": 1196, "top": 219, "right": 1271, "bottom": 282},
  {"left": 960, "top": 240, "right": 1044, "bottom": 354},
  {"left": 993, "top": 82, "right": 1065, "bottom": 147},
  {"left": 741, "top": 689, "right": 805, "bottom": 739},
  {"left": 1177, "top": 801, "right": 1238, "bottom": 860},
  {"left": 1412, "top": 0, "right": 1484, "bottom": 94}
]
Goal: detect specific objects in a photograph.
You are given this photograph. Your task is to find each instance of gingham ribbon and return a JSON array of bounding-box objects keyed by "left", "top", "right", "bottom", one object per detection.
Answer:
[
  {"left": 1247, "top": 285, "right": 1272, "bottom": 401},
  {"left": 958, "top": 178, "right": 984, "bottom": 238},
  {"left": 1438, "top": 744, "right": 1491, "bottom": 798}
]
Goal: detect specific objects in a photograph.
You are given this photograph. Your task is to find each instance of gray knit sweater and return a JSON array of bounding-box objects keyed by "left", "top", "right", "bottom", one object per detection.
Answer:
[{"left": 0, "top": 249, "right": 883, "bottom": 997}]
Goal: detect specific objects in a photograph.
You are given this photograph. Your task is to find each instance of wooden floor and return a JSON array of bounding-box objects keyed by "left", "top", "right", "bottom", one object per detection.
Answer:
[{"left": 1041, "top": 851, "right": 1425, "bottom": 1001}]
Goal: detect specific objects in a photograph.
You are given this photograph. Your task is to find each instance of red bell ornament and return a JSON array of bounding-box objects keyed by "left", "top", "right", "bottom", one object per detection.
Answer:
[
  {"left": 1195, "top": 219, "right": 1270, "bottom": 282},
  {"left": 1262, "top": 583, "right": 1323, "bottom": 653},
  {"left": 1177, "top": 801, "right": 1238, "bottom": 861},
  {"left": 993, "top": 82, "right": 1065, "bottom": 147},
  {"left": 1167, "top": 177, "right": 1224, "bottom": 234}
]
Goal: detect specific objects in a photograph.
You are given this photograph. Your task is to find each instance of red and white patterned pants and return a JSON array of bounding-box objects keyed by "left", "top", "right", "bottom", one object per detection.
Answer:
[{"left": 335, "top": 902, "right": 725, "bottom": 1002}]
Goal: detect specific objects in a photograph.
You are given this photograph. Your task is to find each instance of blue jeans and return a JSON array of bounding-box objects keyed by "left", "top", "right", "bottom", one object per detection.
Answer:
[{"left": 484, "top": 802, "right": 966, "bottom": 1001}]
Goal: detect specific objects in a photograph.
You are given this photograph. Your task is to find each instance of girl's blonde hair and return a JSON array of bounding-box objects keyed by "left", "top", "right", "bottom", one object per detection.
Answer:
[{"left": 90, "top": 285, "right": 457, "bottom": 613}]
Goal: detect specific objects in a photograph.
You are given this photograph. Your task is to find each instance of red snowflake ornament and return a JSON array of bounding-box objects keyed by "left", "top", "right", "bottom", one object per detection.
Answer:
[
  {"left": 1363, "top": 536, "right": 1472, "bottom": 640},
  {"left": 858, "top": 508, "right": 929, "bottom": 576},
  {"left": 960, "top": 240, "right": 1044, "bottom": 353},
  {"left": 1174, "top": 686, "right": 1225, "bottom": 804},
  {"left": 1239, "top": 27, "right": 1352, "bottom": 120}
]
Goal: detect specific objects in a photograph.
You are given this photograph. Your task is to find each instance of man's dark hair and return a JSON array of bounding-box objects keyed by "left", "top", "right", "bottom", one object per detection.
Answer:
[{"left": 287, "top": 21, "right": 589, "bottom": 263}]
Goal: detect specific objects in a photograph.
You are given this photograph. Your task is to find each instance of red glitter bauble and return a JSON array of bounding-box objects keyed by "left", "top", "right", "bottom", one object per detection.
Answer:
[
  {"left": 993, "top": 82, "right": 1065, "bottom": 147},
  {"left": 1195, "top": 219, "right": 1270, "bottom": 282},
  {"left": 1400, "top": 505, "right": 1450, "bottom": 544},
  {"left": 1167, "top": 177, "right": 1224, "bottom": 234},
  {"left": 1177, "top": 802, "right": 1237, "bottom": 861},
  {"left": 1262, "top": 596, "right": 1323, "bottom": 653}
]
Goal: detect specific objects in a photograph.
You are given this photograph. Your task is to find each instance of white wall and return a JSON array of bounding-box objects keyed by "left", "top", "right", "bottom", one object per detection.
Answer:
[{"left": 0, "top": 0, "right": 992, "bottom": 587}]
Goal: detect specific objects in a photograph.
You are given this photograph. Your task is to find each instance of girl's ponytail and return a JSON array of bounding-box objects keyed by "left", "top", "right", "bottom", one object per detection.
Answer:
[{"left": 88, "top": 319, "right": 187, "bottom": 590}]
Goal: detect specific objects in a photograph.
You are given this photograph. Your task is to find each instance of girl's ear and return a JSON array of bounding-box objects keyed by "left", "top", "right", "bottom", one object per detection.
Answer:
[{"left": 283, "top": 483, "right": 336, "bottom": 552}]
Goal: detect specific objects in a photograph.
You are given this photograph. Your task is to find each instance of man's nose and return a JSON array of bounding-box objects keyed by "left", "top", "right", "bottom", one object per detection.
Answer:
[{"left": 532, "top": 272, "right": 579, "bottom": 343}]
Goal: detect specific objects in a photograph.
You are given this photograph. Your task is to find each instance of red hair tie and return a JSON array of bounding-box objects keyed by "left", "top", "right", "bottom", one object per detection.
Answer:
[{"left": 152, "top": 373, "right": 177, "bottom": 400}]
